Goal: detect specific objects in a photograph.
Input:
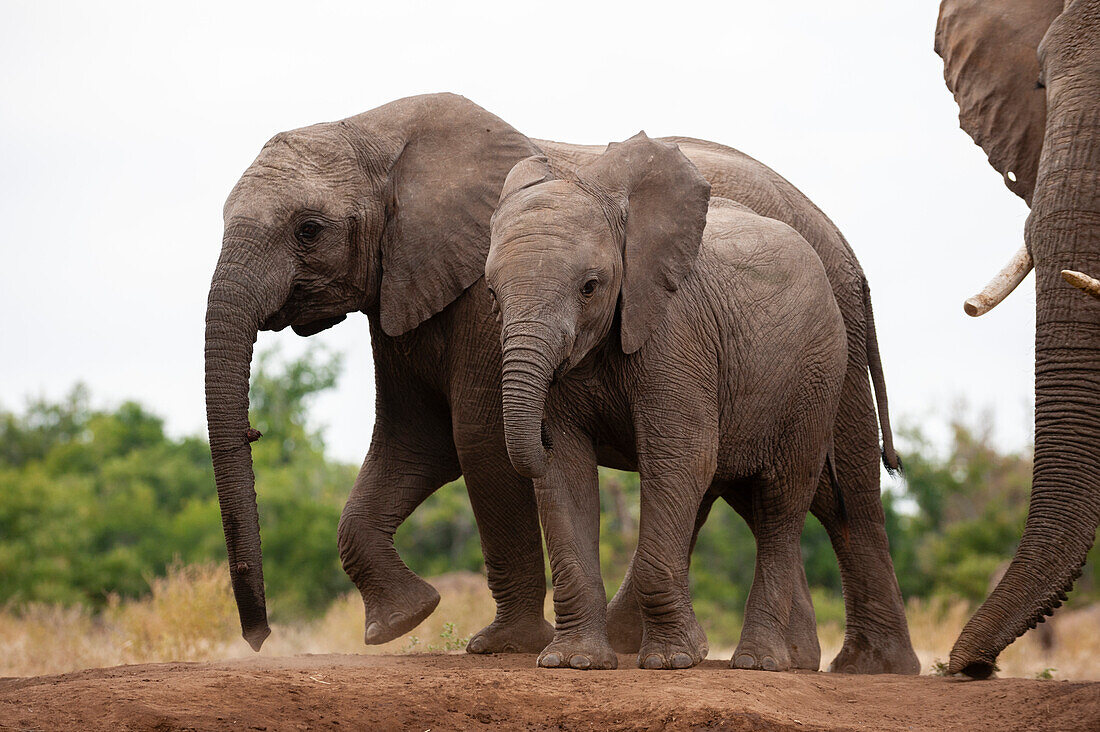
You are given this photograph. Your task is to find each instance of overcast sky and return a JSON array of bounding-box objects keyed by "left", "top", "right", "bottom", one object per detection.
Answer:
[{"left": 1, "top": 1, "right": 1035, "bottom": 464}]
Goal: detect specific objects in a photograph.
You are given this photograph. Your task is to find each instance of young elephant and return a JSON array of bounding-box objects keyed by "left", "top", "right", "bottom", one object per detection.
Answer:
[{"left": 485, "top": 134, "right": 848, "bottom": 671}]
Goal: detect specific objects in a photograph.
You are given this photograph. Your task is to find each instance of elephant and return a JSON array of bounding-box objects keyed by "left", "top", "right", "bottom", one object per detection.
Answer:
[
  {"left": 484, "top": 136, "right": 849, "bottom": 671},
  {"left": 204, "top": 92, "right": 918, "bottom": 673},
  {"left": 935, "top": 0, "right": 1100, "bottom": 677}
]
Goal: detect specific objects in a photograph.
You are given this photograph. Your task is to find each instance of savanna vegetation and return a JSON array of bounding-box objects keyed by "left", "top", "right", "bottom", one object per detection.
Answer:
[{"left": 1, "top": 348, "right": 1096, "bottom": 678}]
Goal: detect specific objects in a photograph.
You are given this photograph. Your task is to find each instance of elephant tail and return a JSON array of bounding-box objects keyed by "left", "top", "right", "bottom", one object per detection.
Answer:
[
  {"left": 863, "top": 277, "right": 902, "bottom": 475},
  {"left": 826, "top": 447, "right": 849, "bottom": 546}
]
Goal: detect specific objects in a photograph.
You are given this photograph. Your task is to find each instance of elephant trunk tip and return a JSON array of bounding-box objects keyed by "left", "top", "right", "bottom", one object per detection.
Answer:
[
  {"left": 949, "top": 656, "right": 997, "bottom": 680},
  {"left": 243, "top": 622, "right": 272, "bottom": 652},
  {"left": 949, "top": 555, "right": 1086, "bottom": 678}
]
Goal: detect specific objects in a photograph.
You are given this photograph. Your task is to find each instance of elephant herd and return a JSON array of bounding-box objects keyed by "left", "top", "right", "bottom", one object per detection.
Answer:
[{"left": 205, "top": 0, "right": 1098, "bottom": 679}]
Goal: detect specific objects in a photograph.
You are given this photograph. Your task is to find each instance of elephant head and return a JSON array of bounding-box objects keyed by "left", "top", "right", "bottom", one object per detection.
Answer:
[
  {"left": 936, "top": 0, "right": 1100, "bottom": 676},
  {"left": 485, "top": 133, "right": 710, "bottom": 478},
  {"left": 205, "top": 93, "right": 539, "bottom": 649}
]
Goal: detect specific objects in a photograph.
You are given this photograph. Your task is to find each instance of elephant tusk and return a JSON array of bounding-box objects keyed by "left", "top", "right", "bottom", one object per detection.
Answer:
[
  {"left": 964, "top": 244, "right": 1033, "bottom": 317},
  {"left": 1062, "top": 270, "right": 1100, "bottom": 300}
]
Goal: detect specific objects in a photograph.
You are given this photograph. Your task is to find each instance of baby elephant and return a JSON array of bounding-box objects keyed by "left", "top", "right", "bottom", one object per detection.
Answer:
[{"left": 485, "top": 133, "right": 848, "bottom": 671}]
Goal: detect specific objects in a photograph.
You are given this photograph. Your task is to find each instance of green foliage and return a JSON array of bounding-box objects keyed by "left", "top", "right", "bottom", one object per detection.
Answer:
[
  {"left": 394, "top": 479, "right": 482, "bottom": 578},
  {"left": 0, "top": 347, "right": 355, "bottom": 619},
  {"left": 428, "top": 621, "right": 470, "bottom": 652},
  {"left": 1035, "top": 667, "right": 1056, "bottom": 680}
]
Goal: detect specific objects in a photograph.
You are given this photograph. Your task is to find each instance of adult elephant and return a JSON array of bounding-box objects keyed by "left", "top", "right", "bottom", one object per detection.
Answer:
[
  {"left": 935, "top": 0, "right": 1100, "bottom": 678},
  {"left": 205, "top": 93, "right": 918, "bottom": 673}
]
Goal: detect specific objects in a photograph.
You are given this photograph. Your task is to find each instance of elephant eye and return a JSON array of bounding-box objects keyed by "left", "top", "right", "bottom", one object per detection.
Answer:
[
  {"left": 295, "top": 219, "right": 324, "bottom": 244},
  {"left": 581, "top": 278, "right": 598, "bottom": 297}
]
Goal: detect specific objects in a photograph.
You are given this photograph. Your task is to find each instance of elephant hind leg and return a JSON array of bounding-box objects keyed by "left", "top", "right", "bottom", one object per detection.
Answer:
[
  {"left": 722, "top": 487, "right": 821, "bottom": 671},
  {"left": 458, "top": 450, "right": 554, "bottom": 655},
  {"left": 731, "top": 472, "right": 817, "bottom": 673},
  {"left": 811, "top": 388, "right": 920, "bottom": 674}
]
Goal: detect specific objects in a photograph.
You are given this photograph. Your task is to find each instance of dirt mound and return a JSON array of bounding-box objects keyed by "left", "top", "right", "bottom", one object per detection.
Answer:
[{"left": 1, "top": 653, "right": 1097, "bottom": 731}]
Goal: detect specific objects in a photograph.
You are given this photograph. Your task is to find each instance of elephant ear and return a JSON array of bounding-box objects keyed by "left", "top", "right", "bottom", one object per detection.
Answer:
[
  {"left": 582, "top": 132, "right": 711, "bottom": 354},
  {"left": 379, "top": 94, "right": 541, "bottom": 337},
  {"left": 935, "top": 0, "right": 1064, "bottom": 205},
  {"left": 499, "top": 156, "right": 555, "bottom": 204}
]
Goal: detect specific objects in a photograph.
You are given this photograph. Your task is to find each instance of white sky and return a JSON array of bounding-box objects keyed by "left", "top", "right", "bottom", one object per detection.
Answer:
[{"left": 1, "top": 1, "right": 1035, "bottom": 464}]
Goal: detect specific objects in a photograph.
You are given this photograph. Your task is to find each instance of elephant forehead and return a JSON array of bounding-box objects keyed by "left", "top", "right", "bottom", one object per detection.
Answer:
[
  {"left": 492, "top": 183, "right": 607, "bottom": 245},
  {"left": 226, "top": 165, "right": 361, "bottom": 223}
]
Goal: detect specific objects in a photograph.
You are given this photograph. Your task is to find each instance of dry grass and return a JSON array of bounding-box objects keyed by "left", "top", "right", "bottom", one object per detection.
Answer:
[{"left": 1, "top": 563, "right": 1097, "bottom": 681}]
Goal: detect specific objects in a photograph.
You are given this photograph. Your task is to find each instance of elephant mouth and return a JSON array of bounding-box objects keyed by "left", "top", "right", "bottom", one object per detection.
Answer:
[
  {"left": 292, "top": 314, "right": 348, "bottom": 337},
  {"left": 540, "top": 420, "right": 554, "bottom": 452}
]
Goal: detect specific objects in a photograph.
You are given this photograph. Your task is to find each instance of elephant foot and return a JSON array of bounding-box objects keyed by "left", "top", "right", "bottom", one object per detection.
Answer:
[
  {"left": 361, "top": 574, "right": 440, "bottom": 645},
  {"left": 732, "top": 627, "right": 791, "bottom": 672},
  {"left": 786, "top": 607, "right": 822, "bottom": 671},
  {"left": 605, "top": 587, "right": 643, "bottom": 654},
  {"left": 827, "top": 632, "right": 921, "bottom": 675},
  {"left": 467, "top": 614, "right": 554, "bottom": 654},
  {"left": 638, "top": 615, "right": 708, "bottom": 670},
  {"left": 537, "top": 632, "right": 618, "bottom": 670}
]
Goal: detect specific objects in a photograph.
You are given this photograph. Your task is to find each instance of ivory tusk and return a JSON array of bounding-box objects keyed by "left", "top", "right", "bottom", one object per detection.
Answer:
[
  {"left": 963, "top": 245, "right": 1033, "bottom": 317},
  {"left": 1062, "top": 270, "right": 1100, "bottom": 300}
]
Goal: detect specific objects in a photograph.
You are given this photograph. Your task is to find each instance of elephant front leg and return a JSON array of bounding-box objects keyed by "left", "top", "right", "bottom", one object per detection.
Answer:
[
  {"left": 631, "top": 453, "right": 715, "bottom": 670},
  {"left": 606, "top": 489, "right": 720, "bottom": 655},
  {"left": 534, "top": 430, "right": 617, "bottom": 670},
  {"left": 338, "top": 428, "right": 460, "bottom": 645}
]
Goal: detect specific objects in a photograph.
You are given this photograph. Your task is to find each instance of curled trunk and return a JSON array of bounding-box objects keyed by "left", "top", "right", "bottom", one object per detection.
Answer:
[
  {"left": 204, "top": 227, "right": 281, "bottom": 651},
  {"left": 500, "top": 334, "right": 556, "bottom": 479}
]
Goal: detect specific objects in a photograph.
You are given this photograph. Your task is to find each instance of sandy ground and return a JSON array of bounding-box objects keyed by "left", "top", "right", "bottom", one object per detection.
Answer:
[{"left": 1, "top": 653, "right": 1097, "bottom": 731}]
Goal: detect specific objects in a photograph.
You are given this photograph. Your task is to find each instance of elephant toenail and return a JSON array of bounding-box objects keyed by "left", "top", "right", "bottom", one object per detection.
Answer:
[
  {"left": 733, "top": 654, "right": 755, "bottom": 669},
  {"left": 671, "top": 653, "right": 694, "bottom": 669},
  {"left": 642, "top": 655, "right": 665, "bottom": 669},
  {"left": 541, "top": 652, "right": 562, "bottom": 667},
  {"left": 466, "top": 636, "right": 486, "bottom": 654},
  {"left": 364, "top": 622, "right": 383, "bottom": 644},
  {"left": 387, "top": 611, "right": 406, "bottom": 626},
  {"left": 762, "top": 656, "right": 779, "bottom": 671},
  {"left": 569, "top": 655, "right": 591, "bottom": 669}
]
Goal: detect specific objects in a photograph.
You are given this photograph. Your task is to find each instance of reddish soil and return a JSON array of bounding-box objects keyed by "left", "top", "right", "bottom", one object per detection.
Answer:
[{"left": 1, "top": 653, "right": 1097, "bottom": 731}]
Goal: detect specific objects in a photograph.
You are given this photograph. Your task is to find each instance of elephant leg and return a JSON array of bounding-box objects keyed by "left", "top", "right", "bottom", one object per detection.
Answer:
[
  {"left": 458, "top": 448, "right": 554, "bottom": 654},
  {"left": 817, "top": 370, "right": 919, "bottom": 675},
  {"left": 631, "top": 450, "right": 715, "bottom": 670},
  {"left": 723, "top": 489, "right": 821, "bottom": 671},
  {"left": 534, "top": 428, "right": 617, "bottom": 670},
  {"left": 337, "top": 416, "right": 461, "bottom": 645},
  {"left": 450, "top": 372, "right": 554, "bottom": 655},
  {"left": 606, "top": 488, "right": 720, "bottom": 654},
  {"left": 732, "top": 473, "right": 816, "bottom": 673}
]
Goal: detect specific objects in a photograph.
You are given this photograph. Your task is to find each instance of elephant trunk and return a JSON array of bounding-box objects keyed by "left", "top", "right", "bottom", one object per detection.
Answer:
[
  {"left": 204, "top": 224, "right": 284, "bottom": 651},
  {"left": 949, "top": 102, "right": 1100, "bottom": 678},
  {"left": 500, "top": 331, "right": 557, "bottom": 479}
]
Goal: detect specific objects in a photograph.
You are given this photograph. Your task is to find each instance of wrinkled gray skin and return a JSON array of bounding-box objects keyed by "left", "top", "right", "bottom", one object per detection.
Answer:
[
  {"left": 205, "top": 93, "right": 917, "bottom": 673},
  {"left": 486, "top": 136, "right": 848, "bottom": 670},
  {"left": 936, "top": 0, "right": 1100, "bottom": 677}
]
